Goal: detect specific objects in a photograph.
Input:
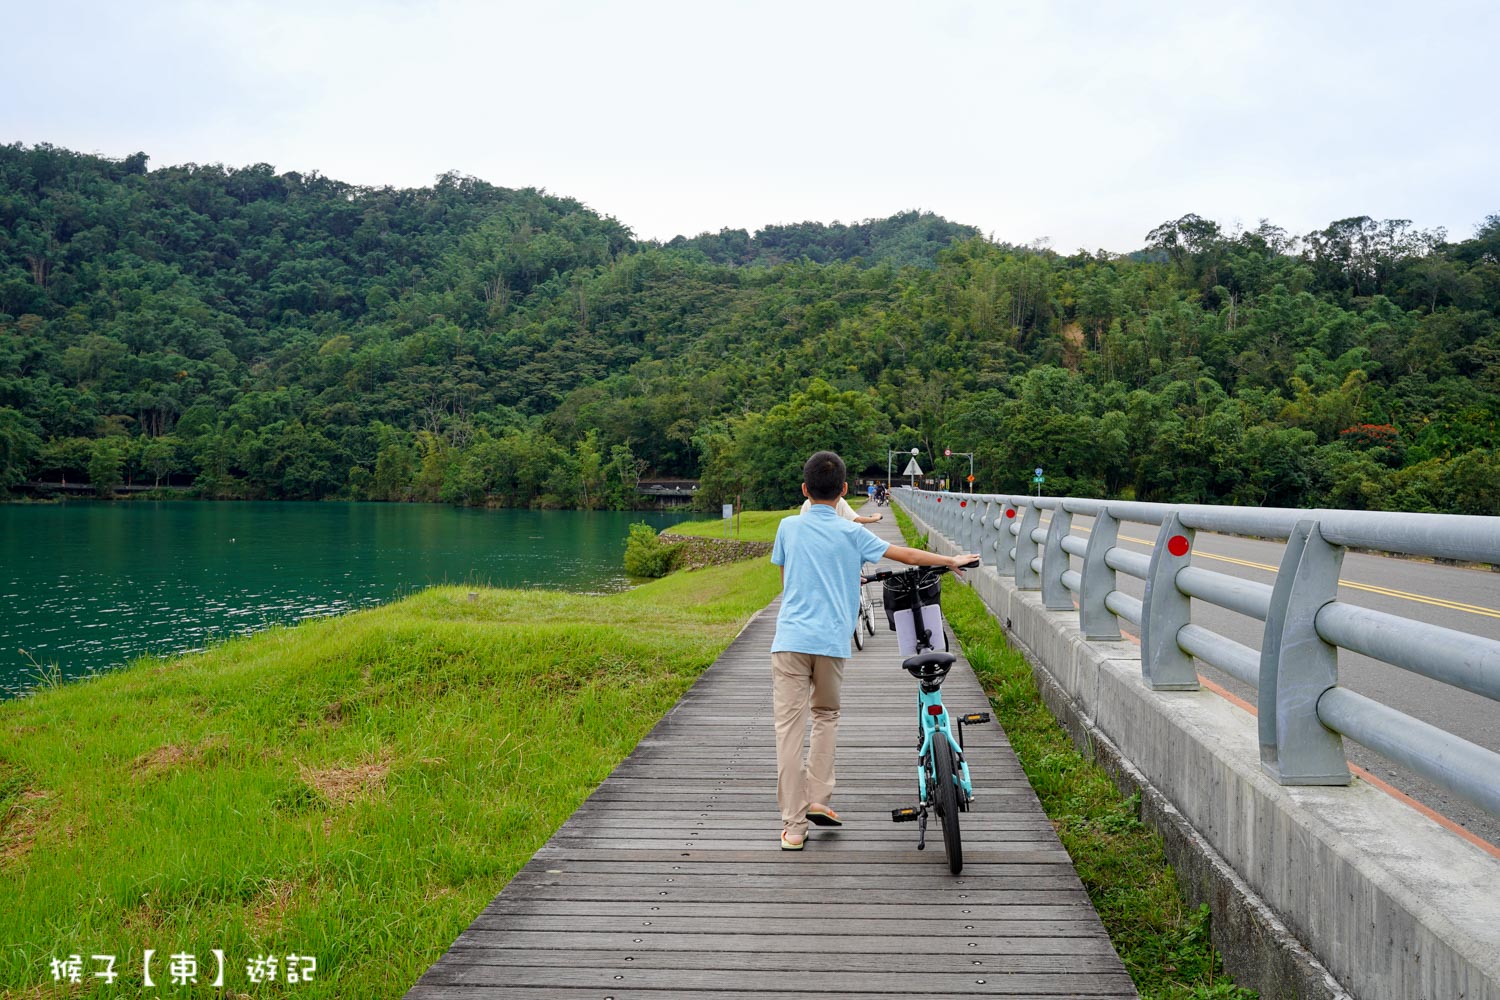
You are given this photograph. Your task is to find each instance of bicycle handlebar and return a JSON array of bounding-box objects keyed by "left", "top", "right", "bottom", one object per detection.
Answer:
[{"left": 862, "top": 557, "right": 979, "bottom": 585}]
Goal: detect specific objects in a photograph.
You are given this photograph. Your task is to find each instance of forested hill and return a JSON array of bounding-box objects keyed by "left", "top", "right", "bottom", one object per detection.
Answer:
[
  {"left": 663, "top": 211, "right": 984, "bottom": 268},
  {"left": 1, "top": 142, "right": 1497, "bottom": 514}
]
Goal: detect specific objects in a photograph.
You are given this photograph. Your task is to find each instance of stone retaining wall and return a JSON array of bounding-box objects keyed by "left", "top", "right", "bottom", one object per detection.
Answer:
[{"left": 659, "top": 533, "right": 772, "bottom": 570}]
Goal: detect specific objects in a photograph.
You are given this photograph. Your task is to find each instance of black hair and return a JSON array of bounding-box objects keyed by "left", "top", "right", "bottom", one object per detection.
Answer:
[{"left": 802, "top": 451, "right": 846, "bottom": 501}]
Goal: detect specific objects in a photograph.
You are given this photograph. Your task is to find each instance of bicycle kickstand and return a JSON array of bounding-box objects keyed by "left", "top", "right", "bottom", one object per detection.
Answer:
[{"left": 890, "top": 804, "right": 928, "bottom": 850}]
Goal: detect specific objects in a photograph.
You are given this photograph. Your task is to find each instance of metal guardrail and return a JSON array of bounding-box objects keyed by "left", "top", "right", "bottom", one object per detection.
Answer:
[{"left": 899, "top": 488, "right": 1500, "bottom": 821}]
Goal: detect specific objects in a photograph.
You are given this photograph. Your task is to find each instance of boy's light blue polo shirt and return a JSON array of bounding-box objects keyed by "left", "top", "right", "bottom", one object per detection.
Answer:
[{"left": 771, "top": 504, "right": 891, "bottom": 659}]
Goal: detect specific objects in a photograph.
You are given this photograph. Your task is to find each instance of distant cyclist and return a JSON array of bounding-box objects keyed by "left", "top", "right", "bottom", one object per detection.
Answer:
[{"left": 800, "top": 493, "right": 882, "bottom": 524}]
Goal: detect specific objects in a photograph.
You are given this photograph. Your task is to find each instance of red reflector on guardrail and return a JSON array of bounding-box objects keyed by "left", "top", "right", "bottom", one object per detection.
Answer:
[{"left": 1168, "top": 535, "right": 1191, "bottom": 557}]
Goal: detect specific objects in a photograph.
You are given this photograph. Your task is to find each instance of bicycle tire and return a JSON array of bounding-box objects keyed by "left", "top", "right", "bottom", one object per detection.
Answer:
[
  {"left": 933, "top": 736, "right": 963, "bottom": 874},
  {"left": 862, "top": 595, "right": 876, "bottom": 636},
  {"left": 852, "top": 624, "right": 864, "bottom": 651}
]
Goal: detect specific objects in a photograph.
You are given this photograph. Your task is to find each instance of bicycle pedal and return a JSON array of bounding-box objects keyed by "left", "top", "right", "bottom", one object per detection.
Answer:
[
  {"left": 958, "top": 712, "right": 991, "bottom": 725},
  {"left": 890, "top": 807, "right": 921, "bottom": 823}
]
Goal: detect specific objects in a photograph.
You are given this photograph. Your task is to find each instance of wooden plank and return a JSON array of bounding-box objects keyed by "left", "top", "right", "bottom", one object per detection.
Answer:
[
  {"left": 505, "top": 871, "right": 1086, "bottom": 891},
  {"left": 463, "top": 914, "right": 1106, "bottom": 938},
  {"left": 497, "top": 883, "right": 1093, "bottom": 905},
  {"left": 447, "top": 930, "right": 1121, "bottom": 956},
  {"left": 418, "top": 964, "right": 1138, "bottom": 995},
  {"left": 409, "top": 989, "right": 1136, "bottom": 1000},
  {"left": 406, "top": 516, "right": 1136, "bottom": 998},
  {"left": 436, "top": 947, "right": 1127, "bottom": 973},
  {"left": 476, "top": 899, "right": 1102, "bottom": 921},
  {"left": 530, "top": 848, "right": 1077, "bottom": 864}
]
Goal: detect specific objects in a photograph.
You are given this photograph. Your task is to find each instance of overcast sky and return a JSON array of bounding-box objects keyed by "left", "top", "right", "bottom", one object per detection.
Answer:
[{"left": 6, "top": 0, "right": 1497, "bottom": 252}]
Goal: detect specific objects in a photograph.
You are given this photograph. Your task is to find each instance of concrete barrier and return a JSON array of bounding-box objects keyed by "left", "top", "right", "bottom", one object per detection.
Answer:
[{"left": 903, "top": 502, "right": 1500, "bottom": 1000}]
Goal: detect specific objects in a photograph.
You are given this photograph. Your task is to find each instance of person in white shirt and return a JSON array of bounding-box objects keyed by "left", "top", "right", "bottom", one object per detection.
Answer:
[{"left": 799, "top": 493, "right": 883, "bottom": 524}]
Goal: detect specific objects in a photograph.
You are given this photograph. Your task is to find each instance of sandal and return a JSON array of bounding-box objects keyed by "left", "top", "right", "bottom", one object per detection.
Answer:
[
  {"left": 806, "top": 805, "right": 843, "bottom": 827},
  {"left": 780, "top": 830, "right": 806, "bottom": 851}
]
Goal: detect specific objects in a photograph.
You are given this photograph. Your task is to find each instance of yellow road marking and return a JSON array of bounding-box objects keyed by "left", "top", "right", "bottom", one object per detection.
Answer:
[{"left": 1060, "top": 523, "right": 1500, "bottom": 620}]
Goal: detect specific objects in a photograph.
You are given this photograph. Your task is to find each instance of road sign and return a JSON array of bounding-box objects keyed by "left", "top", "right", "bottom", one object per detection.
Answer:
[
  {"left": 967, "top": 474, "right": 975, "bottom": 483},
  {"left": 1034, "top": 467, "right": 1044, "bottom": 477},
  {"left": 944, "top": 448, "right": 952, "bottom": 457},
  {"left": 1032, "top": 475, "right": 1045, "bottom": 484},
  {"left": 903, "top": 458, "right": 923, "bottom": 476}
]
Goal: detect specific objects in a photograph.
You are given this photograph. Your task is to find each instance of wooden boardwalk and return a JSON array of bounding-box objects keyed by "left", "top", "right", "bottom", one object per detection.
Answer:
[{"left": 407, "top": 516, "right": 1135, "bottom": 998}]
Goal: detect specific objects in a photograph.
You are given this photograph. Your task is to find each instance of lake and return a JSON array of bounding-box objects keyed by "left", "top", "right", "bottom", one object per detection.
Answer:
[{"left": 0, "top": 501, "right": 695, "bottom": 699}]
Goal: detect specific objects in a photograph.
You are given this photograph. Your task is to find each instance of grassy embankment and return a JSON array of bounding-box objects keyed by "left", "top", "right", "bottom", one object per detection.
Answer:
[
  {"left": 664, "top": 507, "right": 794, "bottom": 543},
  {"left": 0, "top": 560, "right": 781, "bottom": 998},
  {"left": 666, "top": 498, "right": 874, "bottom": 544},
  {"left": 891, "top": 504, "right": 1255, "bottom": 1000}
]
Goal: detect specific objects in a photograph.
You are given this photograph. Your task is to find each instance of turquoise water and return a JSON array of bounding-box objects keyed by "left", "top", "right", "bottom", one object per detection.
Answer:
[{"left": 0, "top": 502, "right": 693, "bottom": 698}]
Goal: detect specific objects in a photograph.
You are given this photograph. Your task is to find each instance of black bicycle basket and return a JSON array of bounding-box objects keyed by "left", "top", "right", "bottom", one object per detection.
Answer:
[{"left": 881, "top": 569, "right": 943, "bottom": 631}]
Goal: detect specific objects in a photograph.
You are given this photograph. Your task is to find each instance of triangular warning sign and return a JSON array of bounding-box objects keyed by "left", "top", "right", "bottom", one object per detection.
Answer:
[{"left": 902, "top": 458, "right": 923, "bottom": 476}]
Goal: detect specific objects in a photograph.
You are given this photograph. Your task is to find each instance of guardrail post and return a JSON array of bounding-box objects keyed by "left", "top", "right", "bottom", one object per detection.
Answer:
[
  {"left": 1015, "top": 503, "right": 1042, "bottom": 590},
  {"left": 976, "top": 498, "right": 996, "bottom": 566},
  {"left": 995, "top": 501, "right": 1018, "bottom": 574},
  {"left": 1141, "top": 511, "right": 1198, "bottom": 690},
  {"left": 1079, "top": 509, "right": 1122, "bottom": 640},
  {"left": 1041, "top": 507, "right": 1074, "bottom": 610},
  {"left": 1260, "top": 520, "right": 1351, "bottom": 784}
]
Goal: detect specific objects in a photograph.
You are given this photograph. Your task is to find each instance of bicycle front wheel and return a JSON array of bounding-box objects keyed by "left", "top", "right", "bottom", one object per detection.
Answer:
[{"left": 933, "top": 737, "right": 963, "bottom": 874}]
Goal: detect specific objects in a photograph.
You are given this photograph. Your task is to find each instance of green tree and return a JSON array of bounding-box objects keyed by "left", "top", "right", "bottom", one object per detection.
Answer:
[
  {"left": 140, "top": 436, "right": 179, "bottom": 488},
  {"left": 575, "top": 429, "right": 605, "bottom": 509},
  {"left": 724, "top": 379, "right": 888, "bottom": 507},
  {"left": 88, "top": 439, "right": 125, "bottom": 496},
  {"left": 0, "top": 407, "right": 41, "bottom": 493}
]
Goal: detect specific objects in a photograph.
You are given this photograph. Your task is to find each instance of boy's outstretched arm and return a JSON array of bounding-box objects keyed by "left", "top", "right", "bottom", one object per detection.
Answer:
[{"left": 884, "top": 546, "right": 979, "bottom": 569}]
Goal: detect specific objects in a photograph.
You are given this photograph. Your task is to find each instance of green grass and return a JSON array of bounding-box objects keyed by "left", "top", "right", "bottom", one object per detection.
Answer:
[
  {"left": 663, "top": 507, "right": 796, "bottom": 542},
  {"left": 665, "top": 497, "right": 873, "bottom": 543},
  {"left": 0, "top": 559, "right": 781, "bottom": 998},
  {"left": 891, "top": 504, "right": 1255, "bottom": 1000}
]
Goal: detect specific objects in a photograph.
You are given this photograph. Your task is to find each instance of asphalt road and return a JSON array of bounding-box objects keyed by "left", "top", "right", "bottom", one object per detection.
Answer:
[{"left": 1052, "top": 513, "right": 1500, "bottom": 849}]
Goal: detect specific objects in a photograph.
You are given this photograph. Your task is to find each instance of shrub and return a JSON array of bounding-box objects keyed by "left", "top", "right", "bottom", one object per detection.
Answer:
[{"left": 623, "top": 523, "right": 681, "bottom": 577}]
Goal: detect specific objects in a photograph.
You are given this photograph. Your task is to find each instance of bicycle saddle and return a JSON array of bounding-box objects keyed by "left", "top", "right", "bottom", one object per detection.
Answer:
[{"left": 902, "top": 652, "right": 955, "bottom": 680}]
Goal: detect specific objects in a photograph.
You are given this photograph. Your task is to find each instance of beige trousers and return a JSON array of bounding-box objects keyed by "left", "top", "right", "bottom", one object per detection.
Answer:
[{"left": 771, "top": 651, "right": 845, "bottom": 836}]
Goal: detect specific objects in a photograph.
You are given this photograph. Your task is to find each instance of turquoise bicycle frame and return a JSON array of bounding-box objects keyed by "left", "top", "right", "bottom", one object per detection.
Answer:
[{"left": 915, "top": 683, "right": 973, "bottom": 803}]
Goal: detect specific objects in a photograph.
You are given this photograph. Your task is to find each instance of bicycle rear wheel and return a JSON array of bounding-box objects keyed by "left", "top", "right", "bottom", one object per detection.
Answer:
[
  {"left": 861, "top": 591, "right": 876, "bottom": 636},
  {"left": 932, "top": 736, "right": 963, "bottom": 874},
  {"left": 852, "top": 624, "right": 864, "bottom": 650}
]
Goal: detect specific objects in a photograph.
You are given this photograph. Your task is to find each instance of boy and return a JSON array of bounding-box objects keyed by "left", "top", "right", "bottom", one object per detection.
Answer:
[{"left": 769, "top": 451, "right": 977, "bottom": 850}]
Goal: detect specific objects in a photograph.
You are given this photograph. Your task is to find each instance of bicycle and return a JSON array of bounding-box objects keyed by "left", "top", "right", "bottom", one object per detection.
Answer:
[
  {"left": 851, "top": 563, "right": 878, "bottom": 651},
  {"left": 864, "top": 559, "right": 987, "bottom": 874}
]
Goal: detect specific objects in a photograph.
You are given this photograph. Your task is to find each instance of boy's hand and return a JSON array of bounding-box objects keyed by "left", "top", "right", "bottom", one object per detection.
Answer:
[{"left": 950, "top": 553, "right": 981, "bottom": 573}]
